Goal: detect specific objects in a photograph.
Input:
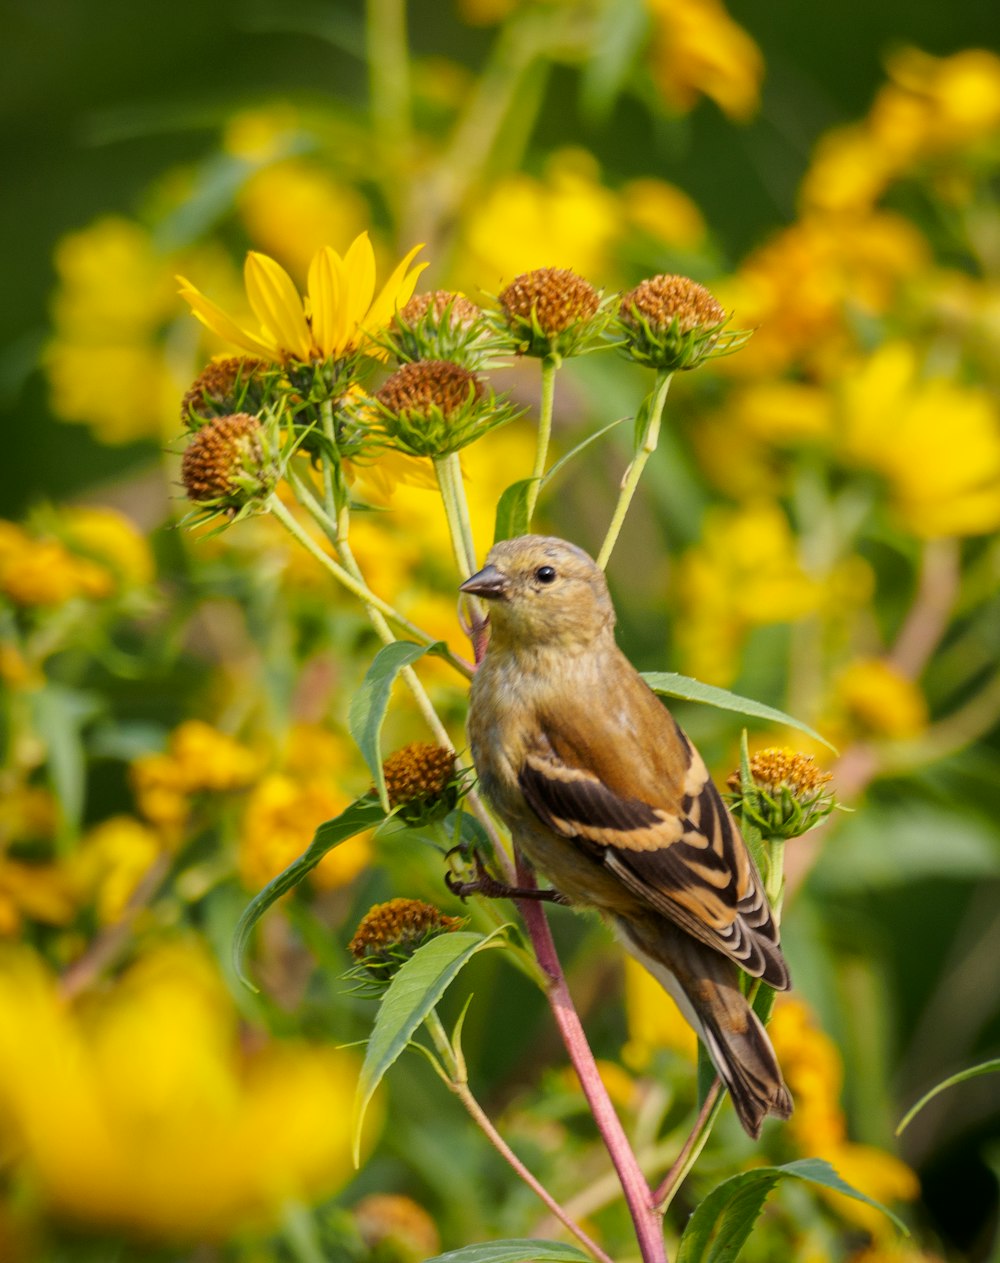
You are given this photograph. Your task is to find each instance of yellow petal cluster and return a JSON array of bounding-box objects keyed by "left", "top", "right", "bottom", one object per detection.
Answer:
[
  {"left": 178, "top": 233, "right": 426, "bottom": 365},
  {"left": 0, "top": 944, "right": 362, "bottom": 1241},
  {"left": 645, "top": 0, "right": 763, "bottom": 121}
]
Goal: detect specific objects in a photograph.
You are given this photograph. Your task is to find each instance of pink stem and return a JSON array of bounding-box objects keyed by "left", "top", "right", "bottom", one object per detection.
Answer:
[{"left": 516, "top": 857, "right": 667, "bottom": 1263}]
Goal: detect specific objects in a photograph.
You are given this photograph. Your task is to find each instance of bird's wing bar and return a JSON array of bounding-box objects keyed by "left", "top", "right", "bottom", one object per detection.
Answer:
[{"left": 518, "top": 750, "right": 789, "bottom": 989}]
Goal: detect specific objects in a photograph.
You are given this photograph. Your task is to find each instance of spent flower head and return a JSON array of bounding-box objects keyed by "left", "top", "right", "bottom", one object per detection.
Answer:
[
  {"left": 381, "top": 742, "right": 462, "bottom": 824},
  {"left": 497, "top": 267, "right": 608, "bottom": 359},
  {"left": 347, "top": 898, "right": 464, "bottom": 991},
  {"left": 366, "top": 360, "right": 519, "bottom": 458},
  {"left": 387, "top": 290, "right": 490, "bottom": 367},
  {"left": 726, "top": 748, "right": 836, "bottom": 841},
  {"left": 181, "top": 356, "right": 268, "bottom": 428},
  {"left": 618, "top": 273, "right": 751, "bottom": 371},
  {"left": 180, "top": 412, "right": 279, "bottom": 520}
]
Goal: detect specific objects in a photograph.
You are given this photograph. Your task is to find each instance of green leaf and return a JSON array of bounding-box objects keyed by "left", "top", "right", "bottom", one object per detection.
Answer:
[
  {"left": 352, "top": 928, "right": 508, "bottom": 1163},
  {"left": 897, "top": 1058, "right": 1000, "bottom": 1135},
  {"left": 494, "top": 479, "right": 536, "bottom": 543},
  {"left": 580, "top": 0, "right": 649, "bottom": 119},
  {"left": 642, "top": 672, "right": 836, "bottom": 752},
  {"left": 541, "top": 415, "right": 630, "bottom": 485},
  {"left": 677, "top": 1159, "right": 907, "bottom": 1263},
  {"left": 232, "top": 795, "right": 386, "bottom": 991},
  {"left": 30, "top": 685, "right": 102, "bottom": 844},
  {"left": 424, "top": 1241, "right": 592, "bottom": 1263},
  {"left": 349, "top": 641, "right": 444, "bottom": 809}
]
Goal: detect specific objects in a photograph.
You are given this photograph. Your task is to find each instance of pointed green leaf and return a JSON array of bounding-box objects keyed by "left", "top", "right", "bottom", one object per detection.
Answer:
[
  {"left": 233, "top": 795, "right": 386, "bottom": 990},
  {"left": 678, "top": 1158, "right": 907, "bottom": 1263},
  {"left": 349, "top": 641, "right": 445, "bottom": 808},
  {"left": 897, "top": 1058, "right": 1000, "bottom": 1135},
  {"left": 30, "top": 686, "right": 102, "bottom": 843},
  {"left": 352, "top": 928, "right": 508, "bottom": 1163},
  {"left": 494, "top": 479, "right": 537, "bottom": 543},
  {"left": 642, "top": 672, "right": 836, "bottom": 752},
  {"left": 424, "top": 1241, "right": 592, "bottom": 1263}
]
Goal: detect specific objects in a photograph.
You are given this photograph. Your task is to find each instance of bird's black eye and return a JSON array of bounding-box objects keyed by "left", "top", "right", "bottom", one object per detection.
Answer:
[{"left": 535, "top": 565, "right": 557, "bottom": 584}]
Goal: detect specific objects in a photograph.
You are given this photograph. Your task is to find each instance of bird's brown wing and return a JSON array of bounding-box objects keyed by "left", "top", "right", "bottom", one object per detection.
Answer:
[{"left": 518, "top": 723, "right": 789, "bottom": 989}]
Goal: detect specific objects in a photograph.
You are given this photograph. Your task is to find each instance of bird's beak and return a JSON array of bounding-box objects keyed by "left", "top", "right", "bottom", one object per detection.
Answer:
[{"left": 459, "top": 563, "right": 509, "bottom": 600}]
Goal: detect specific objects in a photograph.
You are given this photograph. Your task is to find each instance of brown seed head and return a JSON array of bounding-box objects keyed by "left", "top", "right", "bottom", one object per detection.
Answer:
[
  {"left": 382, "top": 742, "right": 457, "bottom": 808},
  {"left": 728, "top": 748, "right": 832, "bottom": 798},
  {"left": 348, "top": 898, "right": 462, "bottom": 963},
  {"left": 353, "top": 1194, "right": 441, "bottom": 1262},
  {"left": 181, "top": 357, "right": 266, "bottom": 426},
  {"left": 499, "top": 267, "right": 601, "bottom": 336},
  {"left": 399, "top": 290, "right": 481, "bottom": 330},
  {"left": 180, "top": 413, "right": 265, "bottom": 502},
  {"left": 620, "top": 274, "right": 725, "bottom": 335},
  {"left": 375, "top": 360, "right": 483, "bottom": 421}
]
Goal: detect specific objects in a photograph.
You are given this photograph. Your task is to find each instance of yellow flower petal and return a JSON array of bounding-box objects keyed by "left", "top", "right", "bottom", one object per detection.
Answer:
[
  {"left": 307, "top": 246, "right": 344, "bottom": 357},
  {"left": 244, "top": 252, "right": 313, "bottom": 361},
  {"left": 362, "top": 242, "right": 428, "bottom": 340},
  {"left": 176, "top": 276, "right": 277, "bottom": 360},
  {"left": 341, "top": 232, "right": 377, "bottom": 328}
]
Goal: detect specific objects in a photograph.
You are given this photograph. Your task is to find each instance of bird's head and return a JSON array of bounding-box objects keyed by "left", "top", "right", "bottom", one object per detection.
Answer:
[{"left": 459, "top": 535, "right": 615, "bottom": 651}]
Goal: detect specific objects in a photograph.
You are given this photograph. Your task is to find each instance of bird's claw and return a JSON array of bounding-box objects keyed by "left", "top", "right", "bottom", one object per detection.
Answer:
[{"left": 445, "top": 851, "right": 569, "bottom": 904}]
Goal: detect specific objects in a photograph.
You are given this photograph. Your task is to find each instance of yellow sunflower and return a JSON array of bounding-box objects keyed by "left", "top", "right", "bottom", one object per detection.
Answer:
[{"left": 177, "top": 232, "right": 426, "bottom": 365}]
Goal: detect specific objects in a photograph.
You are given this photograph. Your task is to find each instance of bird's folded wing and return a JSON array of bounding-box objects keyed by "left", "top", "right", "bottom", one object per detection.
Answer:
[{"left": 518, "top": 745, "right": 789, "bottom": 989}]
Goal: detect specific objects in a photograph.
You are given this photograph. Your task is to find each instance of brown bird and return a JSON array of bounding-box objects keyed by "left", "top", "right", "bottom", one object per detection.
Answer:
[{"left": 460, "top": 534, "right": 792, "bottom": 1138}]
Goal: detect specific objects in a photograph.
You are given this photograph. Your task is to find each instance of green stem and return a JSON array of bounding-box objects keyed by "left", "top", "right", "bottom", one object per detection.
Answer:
[
  {"left": 422, "top": 1010, "right": 614, "bottom": 1263},
  {"left": 365, "top": 0, "right": 411, "bottom": 171},
  {"left": 434, "top": 452, "right": 479, "bottom": 578},
  {"left": 526, "top": 355, "right": 557, "bottom": 523},
  {"left": 268, "top": 494, "right": 472, "bottom": 680},
  {"left": 596, "top": 371, "right": 672, "bottom": 570}
]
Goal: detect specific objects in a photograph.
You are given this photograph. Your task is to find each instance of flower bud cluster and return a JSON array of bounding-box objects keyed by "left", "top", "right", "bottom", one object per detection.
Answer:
[
  {"left": 726, "top": 748, "right": 836, "bottom": 841},
  {"left": 348, "top": 897, "right": 464, "bottom": 990}
]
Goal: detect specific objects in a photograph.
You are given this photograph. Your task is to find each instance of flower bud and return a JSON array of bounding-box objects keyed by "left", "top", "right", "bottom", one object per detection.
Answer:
[
  {"left": 381, "top": 742, "right": 461, "bottom": 824},
  {"left": 390, "top": 290, "right": 488, "bottom": 366},
  {"left": 181, "top": 357, "right": 267, "bottom": 428},
  {"left": 370, "top": 360, "right": 518, "bottom": 457},
  {"left": 618, "top": 274, "right": 750, "bottom": 371},
  {"left": 180, "top": 413, "right": 277, "bottom": 510},
  {"left": 498, "top": 267, "right": 606, "bottom": 358},
  {"left": 348, "top": 898, "right": 463, "bottom": 989},
  {"left": 726, "top": 748, "right": 835, "bottom": 841}
]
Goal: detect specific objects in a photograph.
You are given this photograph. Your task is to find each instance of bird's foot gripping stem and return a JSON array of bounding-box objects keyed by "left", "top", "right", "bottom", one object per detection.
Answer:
[{"left": 445, "top": 850, "right": 568, "bottom": 904}]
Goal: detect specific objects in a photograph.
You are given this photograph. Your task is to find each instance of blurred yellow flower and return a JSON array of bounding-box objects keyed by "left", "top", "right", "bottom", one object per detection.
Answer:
[
  {"left": 770, "top": 998, "right": 919, "bottom": 1235},
  {"left": 74, "top": 816, "right": 164, "bottom": 924},
  {"left": 169, "top": 720, "right": 261, "bottom": 792},
  {"left": 620, "top": 178, "right": 707, "bottom": 250},
  {"left": 645, "top": 0, "right": 763, "bottom": 121},
  {"left": 239, "top": 161, "right": 370, "bottom": 280},
  {"left": 178, "top": 233, "right": 426, "bottom": 365},
  {"left": 833, "top": 658, "right": 928, "bottom": 741},
  {"left": 458, "top": 150, "right": 619, "bottom": 286},
  {"left": 0, "top": 944, "right": 363, "bottom": 1241},
  {"left": 0, "top": 521, "right": 111, "bottom": 606},
  {"left": 59, "top": 506, "right": 155, "bottom": 588},
  {"left": 239, "top": 774, "right": 371, "bottom": 892},
  {"left": 0, "top": 860, "right": 77, "bottom": 937},
  {"left": 674, "top": 500, "right": 822, "bottom": 685},
  {"left": 622, "top": 955, "right": 698, "bottom": 1065},
  {"left": 839, "top": 341, "right": 1000, "bottom": 537},
  {"left": 223, "top": 103, "right": 303, "bottom": 162},
  {"left": 874, "top": 47, "right": 1000, "bottom": 159}
]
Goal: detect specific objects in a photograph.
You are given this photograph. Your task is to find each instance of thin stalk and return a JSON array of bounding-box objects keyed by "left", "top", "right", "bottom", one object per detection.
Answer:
[
  {"left": 422, "top": 1009, "right": 614, "bottom": 1263},
  {"left": 525, "top": 355, "right": 557, "bottom": 523},
  {"left": 365, "top": 0, "right": 411, "bottom": 167},
  {"left": 270, "top": 493, "right": 472, "bottom": 679},
  {"left": 516, "top": 861, "right": 666, "bottom": 1263},
  {"left": 596, "top": 371, "right": 672, "bottom": 570},
  {"left": 434, "top": 452, "right": 479, "bottom": 578}
]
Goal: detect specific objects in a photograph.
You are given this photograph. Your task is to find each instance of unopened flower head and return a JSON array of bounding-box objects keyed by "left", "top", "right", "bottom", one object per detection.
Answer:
[
  {"left": 498, "top": 267, "right": 606, "bottom": 359},
  {"left": 353, "top": 1194, "right": 440, "bottom": 1263},
  {"left": 388, "top": 290, "right": 488, "bottom": 366},
  {"left": 181, "top": 357, "right": 268, "bottom": 428},
  {"left": 380, "top": 742, "right": 461, "bottom": 824},
  {"left": 726, "top": 748, "right": 836, "bottom": 841},
  {"left": 348, "top": 898, "right": 463, "bottom": 989},
  {"left": 370, "top": 360, "right": 518, "bottom": 457},
  {"left": 180, "top": 413, "right": 277, "bottom": 514},
  {"left": 618, "top": 273, "right": 750, "bottom": 371}
]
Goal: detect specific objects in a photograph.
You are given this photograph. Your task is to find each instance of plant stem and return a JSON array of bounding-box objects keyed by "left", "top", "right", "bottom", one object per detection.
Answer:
[
  {"left": 365, "top": 0, "right": 411, "bottom": 179},
  {"left": 422, "top": 1009, "right": 614, "bottom": 1263},
  {"left": 434, "top": 452, "right": 479, "bottom": 579},
  {"left": 515, "top": 860, "right": 666, "bottom": 1263},
  {"left": 596, "top": 371, "right": 672, "bottom": 570},
  {"left": 269, "top": 493, "right": 472, "bottom": 679},
  {"left": 652, "top": 1084, "right": 723, "bottom": 1212},
  {"left": 526, "top": 355, "right": 557, "bottom": 523}
]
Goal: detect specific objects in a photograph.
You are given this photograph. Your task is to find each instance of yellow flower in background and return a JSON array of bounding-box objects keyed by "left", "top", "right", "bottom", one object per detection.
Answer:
[
  {"left": 131, "top": 722, "right": 260, "bottom": 835},
  {"left": 800, "top": 125, "right": 899, "bottom": 215},
  {"left": 770, "top": 998, "right": 919, "bottom": 1235},
  {"left": 645, "top": 0, "right": 763, "bottom": 121},
  {"left": 74, "top": 817, "right": 164, "bottom": 924},
  {"left": 0, "top": 521, "right": 111, "bottom": 606},
  {"left": 0, "top": 860, "right": 77, "bottom": 937},
  {"left": 620, "top": 178, "right": 707, "bottom": 250},
  {"left": 874, "top": 47, "right": 1000, "bottom": 159},
  {"left": 223, "top": 103, "right": 303, "bottom": 163},
  {"left": 833, "top": 658, "right": 928, "bottom": 741},
  {"left": 839, "top": 341, "right": 1000, "bottom": 537},
  {"left": 458, "top": 150, "right": 619, "bottom": 287},
  {"left": 622, "top": 955, "right": 697, "bottom": 1065},
  {"left": 58, "top": 506, "right": 155, "bottom": 588},
  {"left": 239, "top": 774, "right": 371, "bottom": 892},
  {"left": 238, "top": 161, "right": 370, "bottom": 280},
  {"left": 178, "top": 233, "right": 426, "bottom": 365},
  {"left": 673, "top": 500, "right": 822, "bottom": 686},
  {"left": 0, "top": 944, "right": 364, "bottom": 1241}
]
